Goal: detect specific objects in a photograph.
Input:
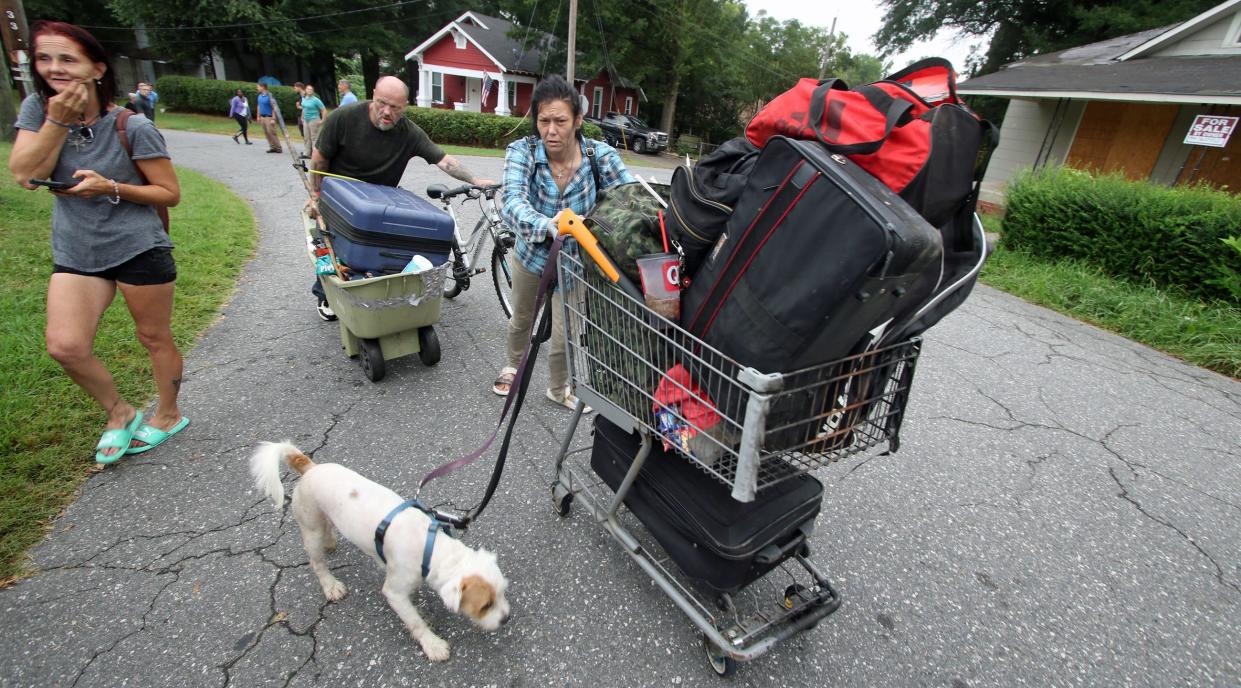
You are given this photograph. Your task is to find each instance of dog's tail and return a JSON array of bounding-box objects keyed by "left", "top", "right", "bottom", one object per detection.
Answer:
[{"left": 249, "top": 441, "right": 316, "bottom": 506}]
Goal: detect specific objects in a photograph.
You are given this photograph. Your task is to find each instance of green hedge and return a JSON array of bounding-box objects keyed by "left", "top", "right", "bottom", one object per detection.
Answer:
[
  {"left": 152, "top": 76, "right": 603, "bottom": 149},
  {"left": 154, "top": 76, "right": 301, "bottom": 124},
  {"left": 1002, "top": 167, "right": 1241, "bottom": 302},
  {"left": 404, "top": 106, "right": 602, "bottom": 148}
]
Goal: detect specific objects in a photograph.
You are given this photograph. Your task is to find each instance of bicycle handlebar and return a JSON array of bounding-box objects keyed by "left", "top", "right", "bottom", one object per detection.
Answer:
[{"left": 432, "top": 183, "right": 501, "bottom": 201}]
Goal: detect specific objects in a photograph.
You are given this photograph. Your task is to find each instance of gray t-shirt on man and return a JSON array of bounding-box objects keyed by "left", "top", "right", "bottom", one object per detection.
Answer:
[{"left": 16, "top": 94, "right": 172, "bottom": 272}]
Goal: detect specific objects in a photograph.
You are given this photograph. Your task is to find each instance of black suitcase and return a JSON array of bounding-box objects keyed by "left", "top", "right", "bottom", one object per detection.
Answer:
[
  {"left": 590, "top": 415, "right": 822, "bottom": 594},
  {"left": 678, "top": 137, "right": 942, "bottom": 451},
  {"left": 682, "top": 136, "right": 943, "bottom": 372}
]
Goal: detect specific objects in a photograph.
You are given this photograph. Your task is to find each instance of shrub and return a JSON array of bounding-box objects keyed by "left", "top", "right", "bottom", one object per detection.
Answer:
[
  {"left": 155, "top": 76, "right": 300, "bottom": 124},
  {"left": 404, "top": 106, "right": 602, "bottom": 148},
  {"left": 1002, "top": 167, "right": 1241, "bottom": 302},
  {"left": 674, "top": 134, "right": 701, "bottom": 157},
  {"left": 150, "top": 77, "right": 603, "bottom": 149}
]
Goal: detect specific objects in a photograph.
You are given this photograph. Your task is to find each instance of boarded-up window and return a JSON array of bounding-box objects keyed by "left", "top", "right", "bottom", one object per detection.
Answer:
[{"left": 1066, "top": 102, "right": 1179, "bottom": 180}]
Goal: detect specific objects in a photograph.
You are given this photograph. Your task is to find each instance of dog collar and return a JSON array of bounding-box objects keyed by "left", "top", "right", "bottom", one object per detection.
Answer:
[{"left": 373, "top": 498, "right": 452, "bottom": 578}]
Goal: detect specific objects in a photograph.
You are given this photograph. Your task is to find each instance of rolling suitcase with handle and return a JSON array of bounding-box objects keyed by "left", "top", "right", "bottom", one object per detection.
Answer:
[{"left": 590, "top": 415, "right": 823, "bottom": 594}]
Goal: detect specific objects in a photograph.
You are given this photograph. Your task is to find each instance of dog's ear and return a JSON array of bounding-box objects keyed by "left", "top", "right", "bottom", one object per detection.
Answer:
[{"left": 438, "top": 576, "right": 462, "bottom": 614}]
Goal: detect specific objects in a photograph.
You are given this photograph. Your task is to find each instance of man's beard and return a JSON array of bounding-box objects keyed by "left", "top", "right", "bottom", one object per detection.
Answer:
[{"left": 376, "top": 120, "right": 395, "bottom": 131}]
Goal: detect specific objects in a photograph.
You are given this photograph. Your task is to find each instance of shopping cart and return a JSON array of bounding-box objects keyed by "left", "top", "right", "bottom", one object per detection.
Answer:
[{"left": 547, "top": 213, "right": 925, "bottom": 675}]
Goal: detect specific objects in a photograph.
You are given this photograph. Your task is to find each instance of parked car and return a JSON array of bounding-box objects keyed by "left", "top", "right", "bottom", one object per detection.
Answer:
[{"left": 586, "top": 112, "right": 669, "bottom": 154}]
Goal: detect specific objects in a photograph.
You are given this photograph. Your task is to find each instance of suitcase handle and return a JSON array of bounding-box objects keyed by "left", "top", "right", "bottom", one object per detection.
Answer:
[{"left": 754, "top": 527, "right": 810, "bottom": 566}]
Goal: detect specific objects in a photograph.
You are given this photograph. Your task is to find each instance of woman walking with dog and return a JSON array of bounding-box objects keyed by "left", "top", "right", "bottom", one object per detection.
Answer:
[
  {"left": 493, "top": 74, "right": 634, "bottom": 408},
  {"left": 8, "top": 21, "right": 188, "bottom": 464}
]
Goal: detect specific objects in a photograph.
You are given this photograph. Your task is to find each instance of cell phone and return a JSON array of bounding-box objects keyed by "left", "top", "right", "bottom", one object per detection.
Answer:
[{"left": 29, "top": 178, "right": 76, "bottom": 190}]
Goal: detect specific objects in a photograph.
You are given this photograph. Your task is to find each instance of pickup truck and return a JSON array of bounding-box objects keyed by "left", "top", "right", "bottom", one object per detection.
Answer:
[{"left": 586, "top": 112, "right": 669, "bottom": 154}]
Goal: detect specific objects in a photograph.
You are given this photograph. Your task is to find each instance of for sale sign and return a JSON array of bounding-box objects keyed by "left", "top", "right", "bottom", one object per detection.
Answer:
[{"left": 1183, "top": 115, "right": 1238, "bottom": 148}]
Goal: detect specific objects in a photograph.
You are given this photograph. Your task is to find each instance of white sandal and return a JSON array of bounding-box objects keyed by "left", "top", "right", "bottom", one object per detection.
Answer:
[
  {"left": 492, "top": 367, "right": 517, "bottom": 396},
  {"left": 546, "top": 385, "right": 592, "bottom": 413}
]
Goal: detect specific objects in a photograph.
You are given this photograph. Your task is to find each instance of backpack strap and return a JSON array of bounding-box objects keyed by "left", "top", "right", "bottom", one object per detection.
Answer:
[
  {"left": 114, "top": 109, "right": 171, "bottom": 233},
  {"left": 526, "top": 133, "right": 604, "bottom": 202}
]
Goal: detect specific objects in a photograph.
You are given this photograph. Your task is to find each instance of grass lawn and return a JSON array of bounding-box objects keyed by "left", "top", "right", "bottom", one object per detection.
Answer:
[
  {"left": 978, "top": 213, "right": 1241, "bottom": 379},
  {"left": 0, "top": 142, "right": 257, "bottom": 584}
]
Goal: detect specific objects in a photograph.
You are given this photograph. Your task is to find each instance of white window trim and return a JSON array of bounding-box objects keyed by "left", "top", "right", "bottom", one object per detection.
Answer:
[
  {"left": 624, "top": 96, "right": 633, "bottom": 115},
  {"left": 1226, "top": 12, "right": 1241, "bottom": 47},
  {"left": 431, "top": 72, "right": 443, "bottom": 104},
  {"left": 453, "top": 31, "right": 467, "bottom": 49},
  {"left": 592, "top": 86, "right": 603, "bottom": 119}
]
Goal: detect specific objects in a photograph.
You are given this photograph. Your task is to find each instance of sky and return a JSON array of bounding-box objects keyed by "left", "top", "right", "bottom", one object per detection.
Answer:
[{"left": 742, "top": 0, "right": 981, "bottom": 78}]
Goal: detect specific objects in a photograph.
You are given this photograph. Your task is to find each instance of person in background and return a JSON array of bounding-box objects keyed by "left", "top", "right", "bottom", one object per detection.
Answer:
[
  {"left": 293, "top": 81, "right": 306, "bottom": 138},
  {"left": 493, "top": 74, "right": 635, "bottom": 409},
  {"left": 9, "top": 20, "right": 187, "bottom": 463},
  {"left": 337, "top": 79, "right": 357, "bottom": 106},
  {"left": 300, "top": 84, "right": 326, "bottom": 158},
  {"left": 228, "top": 88, "right": 252, "bottom": 145},
  {"left": 127, "top": 81, "right": 154, "bottom": 121},
  {"left": 256, "top": 82, "right": 282, "bottom": 154},
  {"left": 306, "top": 76, "right": 494, "bottom": 321}
]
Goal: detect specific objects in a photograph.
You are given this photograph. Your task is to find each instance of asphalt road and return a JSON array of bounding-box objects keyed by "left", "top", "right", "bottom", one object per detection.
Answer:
[{"left": 1, "top": 129, "right": 1238, "bottom": 688}]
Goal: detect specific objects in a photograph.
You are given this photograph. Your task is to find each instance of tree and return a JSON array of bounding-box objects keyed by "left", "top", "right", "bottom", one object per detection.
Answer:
[{"left": 874, "top": 0, "right": 1223, "bottom": 76}]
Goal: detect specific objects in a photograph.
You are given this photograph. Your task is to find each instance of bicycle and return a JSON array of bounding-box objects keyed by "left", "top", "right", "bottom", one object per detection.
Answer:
[{"left": 425, "top": 183, "right": 516, "bottom": 318}]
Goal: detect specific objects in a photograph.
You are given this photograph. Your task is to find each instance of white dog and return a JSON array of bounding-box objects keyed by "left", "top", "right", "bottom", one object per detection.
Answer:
[{"left": 249, "top": 441, "right": 510, "bottom": 661}]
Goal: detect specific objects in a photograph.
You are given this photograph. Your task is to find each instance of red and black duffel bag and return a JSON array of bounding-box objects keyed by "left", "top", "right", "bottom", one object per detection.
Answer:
[{"left": 745, "top": 58, "right": 994, "bottom": 229}]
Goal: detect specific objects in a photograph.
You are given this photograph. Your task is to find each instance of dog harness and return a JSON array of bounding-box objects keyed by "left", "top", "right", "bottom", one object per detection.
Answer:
[{"left": 373, "top": 498, "right": 452, "bottom": 578}]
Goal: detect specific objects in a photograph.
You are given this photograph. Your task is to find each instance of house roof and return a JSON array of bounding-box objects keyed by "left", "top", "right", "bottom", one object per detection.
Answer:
[
  {"left": 958, "top": 1, "right": 1241, "bottom": 105},
  {"left": 404, "top": 11, "right": 552, "bottom": 75}
]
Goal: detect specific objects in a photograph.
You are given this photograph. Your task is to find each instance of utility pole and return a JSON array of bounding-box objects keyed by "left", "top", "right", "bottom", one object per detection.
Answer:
[
  {"left": 1, "top": 0, "right": 33, "bottom": 99},
  {"left": 0, "top": 48, "right": 15, "bottom": 141},
  {"left": 817, "top": 16, "right": 838, "bottom": 80},
  {"left": 566, "top": 0, "right": 577, "bottom": 82}
]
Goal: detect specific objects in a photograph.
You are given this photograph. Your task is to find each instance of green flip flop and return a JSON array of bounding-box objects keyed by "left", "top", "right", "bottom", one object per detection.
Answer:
[
  {"left": 125, "top": 416, "right": 190, "bottom": 455},
  {"left": 95, "top": 412, "right": 144, "bottom": 464}
]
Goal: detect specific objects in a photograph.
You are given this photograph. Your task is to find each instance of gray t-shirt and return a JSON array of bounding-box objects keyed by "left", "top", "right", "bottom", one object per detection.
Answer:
[{"left": 16, "top": 94, "right": 172, "bottom": 271}]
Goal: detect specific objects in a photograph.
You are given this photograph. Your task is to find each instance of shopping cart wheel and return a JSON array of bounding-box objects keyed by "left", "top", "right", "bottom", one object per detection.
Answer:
[
  {"left": 702, "top": 635, "right": 737, "bottom": 677},
  {"left": 551, "top": 483, "right": 573, "bottom": 517},
  {"left": 418, "top": 326, "right": 441, "bottom": 366},
  {"left": 782, "top": 584, "right": 808, "bottom": 610},
  {"left": 359, "top": 338, "right": 385, "bottom": 382}
]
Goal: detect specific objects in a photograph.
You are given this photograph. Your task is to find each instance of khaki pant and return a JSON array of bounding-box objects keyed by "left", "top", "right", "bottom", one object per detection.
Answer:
[
  {"left": 304, "top": 118, "right": 322, "bottom": 157},
  {"left": 506, "top": 257, "right": 568, "bottom": 393},
  {"left": 260, "top": 116, "right": 281, "bottom": 152}
]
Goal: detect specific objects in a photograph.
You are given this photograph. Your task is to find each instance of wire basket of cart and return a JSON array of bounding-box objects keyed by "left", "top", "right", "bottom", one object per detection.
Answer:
[{"left": 548, "top": 237, "right": 924, "bottom": 675}]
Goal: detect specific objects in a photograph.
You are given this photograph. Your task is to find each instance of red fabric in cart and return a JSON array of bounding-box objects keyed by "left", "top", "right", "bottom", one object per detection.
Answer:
[{"left": 653, "top": 364, "right": 721, "bottom": 431}]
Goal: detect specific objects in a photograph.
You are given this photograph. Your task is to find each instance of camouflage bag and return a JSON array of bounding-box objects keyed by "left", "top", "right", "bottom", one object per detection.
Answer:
[{"left": 585, "top": 182, "right": 672, "bottom": 285}]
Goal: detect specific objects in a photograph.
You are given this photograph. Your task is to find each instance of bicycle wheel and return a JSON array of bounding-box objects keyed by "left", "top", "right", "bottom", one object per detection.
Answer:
[{"left": 491, "top": 238, "right": 515, "bottom": 319}]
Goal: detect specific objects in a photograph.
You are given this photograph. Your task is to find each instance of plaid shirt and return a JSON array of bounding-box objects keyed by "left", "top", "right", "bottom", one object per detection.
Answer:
[{"left": 501, "top": 136, "right": 635, "bottom": 276}]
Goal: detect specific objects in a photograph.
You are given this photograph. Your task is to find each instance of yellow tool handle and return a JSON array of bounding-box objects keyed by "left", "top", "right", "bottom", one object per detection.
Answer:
[{"left": 556, "top": 209, "right": 621, "bottom": 283}]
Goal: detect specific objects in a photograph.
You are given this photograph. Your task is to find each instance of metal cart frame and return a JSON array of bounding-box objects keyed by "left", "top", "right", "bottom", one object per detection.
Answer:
[{"left": 548, "top": 248, "right": 924, "bottom": 676}]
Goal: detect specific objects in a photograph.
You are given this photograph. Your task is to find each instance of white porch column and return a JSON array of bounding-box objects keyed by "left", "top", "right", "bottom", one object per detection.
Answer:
[
  {"left": 496, "top": 78, "right": 511, "bottom": 117},
  {"left": 416, "top": 65, "right": 432, "bottom": 108}
]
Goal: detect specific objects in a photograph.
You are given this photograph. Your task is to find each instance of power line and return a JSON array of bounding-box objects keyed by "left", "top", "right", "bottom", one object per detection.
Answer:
[{"left": 81, "top": 0, "right": 430, "bottom": 32}]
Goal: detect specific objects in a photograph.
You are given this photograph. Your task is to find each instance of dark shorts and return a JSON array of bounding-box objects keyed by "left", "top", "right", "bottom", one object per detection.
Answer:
[{"left": 53, "top": 247, "right": 177, "bottom": 286}]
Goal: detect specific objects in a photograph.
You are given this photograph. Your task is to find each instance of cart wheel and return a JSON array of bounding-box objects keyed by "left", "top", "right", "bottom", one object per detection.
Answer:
[
  {"left": 551, "top": 484, "right": 573, "bottom": 517},
  {"left": 418, "top": 326, "right": 441, "bottom": 366},
  {"left": 782, "top": 584, "right": 809, "bottom": 610},
  {"left": 359, "top": 338, "right": 385, "bottom": 382},
  {"left": 702, "top": 635, "right": 737, "bottom": 677},
  {"left": 714, "top": 593, "right": 734, "bottom": 612}
]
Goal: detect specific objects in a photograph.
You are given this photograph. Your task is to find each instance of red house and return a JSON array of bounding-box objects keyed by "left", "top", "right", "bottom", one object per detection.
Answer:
[{"left": 405, "top": 11, "right": 644, "bottom": 118}]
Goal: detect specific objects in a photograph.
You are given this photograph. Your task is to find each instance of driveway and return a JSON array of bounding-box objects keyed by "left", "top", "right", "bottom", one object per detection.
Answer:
[{"left": 0, "top": 129, "right": 1237, "bottom": 687}]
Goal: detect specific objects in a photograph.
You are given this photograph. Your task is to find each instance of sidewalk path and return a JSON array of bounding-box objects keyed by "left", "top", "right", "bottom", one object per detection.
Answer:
[{"left": 1, "top": 130, "right": 1238, "bottom": 687}]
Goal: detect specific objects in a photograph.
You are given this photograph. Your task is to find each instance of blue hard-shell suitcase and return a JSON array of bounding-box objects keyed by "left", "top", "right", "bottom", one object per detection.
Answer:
[{"left": 319, "top": 177, "right": 455, "bottom": 275}]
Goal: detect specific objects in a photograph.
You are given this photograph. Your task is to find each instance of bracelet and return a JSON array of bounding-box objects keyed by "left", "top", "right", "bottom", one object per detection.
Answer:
[
  {"left": 46, "top": 117, "right": 71, "bottom": 128},
  {"left": 107, "top": 179, "right": 121, "bottom": 205}
]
